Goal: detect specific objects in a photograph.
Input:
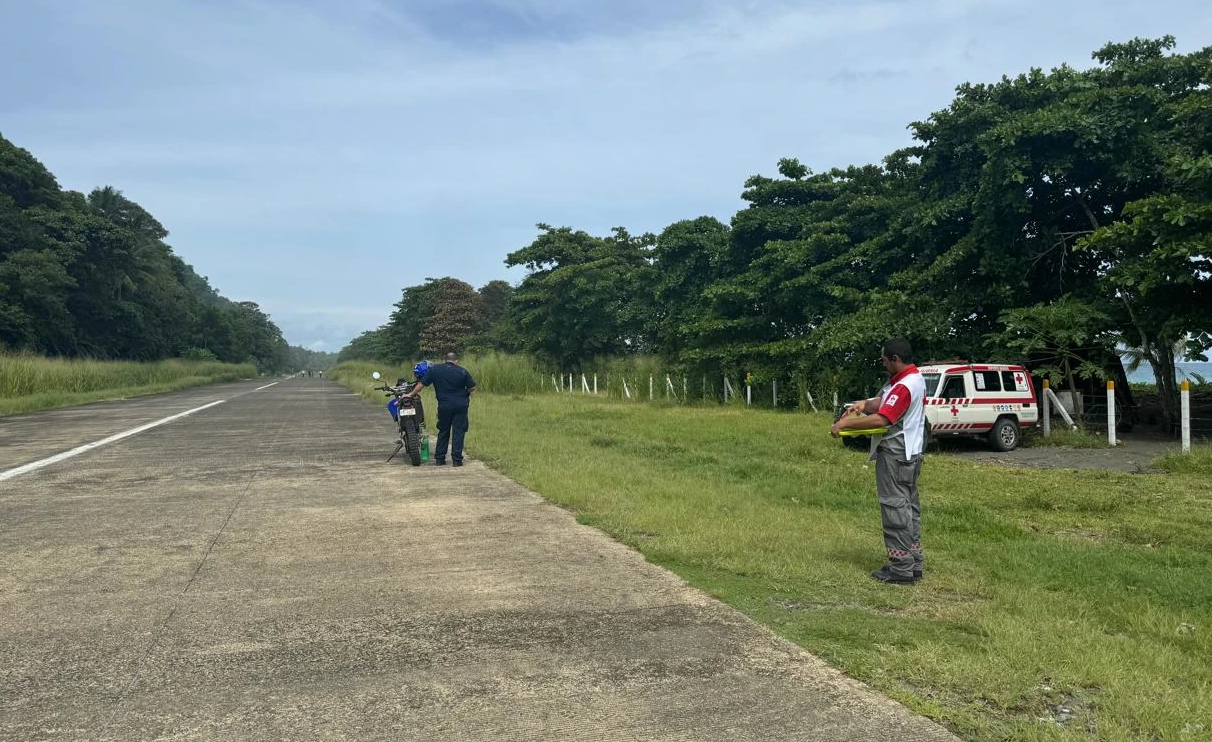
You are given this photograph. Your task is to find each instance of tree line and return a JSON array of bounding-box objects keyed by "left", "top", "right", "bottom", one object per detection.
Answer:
[
  {"left": 338, "top": 278, "right": 514, "bottom": 364},
  {"left": 0, "top": 134, "right": 306, "bottom": 373},
  {"left": 344, "top": 37, "right": 1210, "bottom": 427}
]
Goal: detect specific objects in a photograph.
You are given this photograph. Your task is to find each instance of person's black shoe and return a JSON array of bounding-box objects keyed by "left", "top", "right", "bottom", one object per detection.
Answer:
[
  {"left": 870, "top": 566, "right": 916, "bottom": 584},
  {"left": 433, "top": 460, "right": 446, "bottom": 466},
  {"left": 913, "top": 569, "right": 923, "bottom": 581},
  {"left": 452, "top": 460, "right": 464, "bottom": 467}
]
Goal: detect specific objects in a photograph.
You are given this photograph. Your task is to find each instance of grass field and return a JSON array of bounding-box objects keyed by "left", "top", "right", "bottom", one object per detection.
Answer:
[
  {"left": 0, "top": 353, "right": 258, "bottom": 416},
  {"left": 333, "top": 365, "right": 1211, "bottom": 741}
]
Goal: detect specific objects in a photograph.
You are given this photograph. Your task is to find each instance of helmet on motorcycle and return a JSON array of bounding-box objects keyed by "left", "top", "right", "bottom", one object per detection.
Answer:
[{"left": 413, "top": 360, "right": 431, "bottom": 379}]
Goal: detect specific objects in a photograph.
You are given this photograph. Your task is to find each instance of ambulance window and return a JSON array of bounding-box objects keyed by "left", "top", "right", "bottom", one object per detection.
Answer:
[
  {"left": 940, "top": 376, "right": 966, "bottom": 399},
  {"left": 974, "top": 371, "right": 1001, "bottom": 392},
  {"left": 923, "top": 373, "right": 940, "bottom": 397},
  {"left": 1001, "top": 371, "right": 1019, "bottom": 391}
]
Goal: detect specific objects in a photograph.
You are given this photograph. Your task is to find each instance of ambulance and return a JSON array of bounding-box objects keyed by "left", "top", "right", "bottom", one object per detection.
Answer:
[{"left": 918, "top": 361, "right": 1039, "bottom": 451}]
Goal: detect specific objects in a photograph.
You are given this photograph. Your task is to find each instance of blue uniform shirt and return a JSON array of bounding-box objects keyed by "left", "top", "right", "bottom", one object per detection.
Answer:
[{"left": 422, "top": 362, "right": 476, "bottom": 408}]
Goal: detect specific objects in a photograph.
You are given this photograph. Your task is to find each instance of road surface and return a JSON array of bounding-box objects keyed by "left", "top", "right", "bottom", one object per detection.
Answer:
[{"left": 0, "top": 378, "right": 958, "bottom": 741}]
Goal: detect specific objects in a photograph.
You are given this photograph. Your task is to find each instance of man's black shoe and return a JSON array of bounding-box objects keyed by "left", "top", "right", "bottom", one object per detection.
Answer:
[
  {"left": 913, "top": 569, "right": 923, "bottom": 581},
  {"left": 870, "top": 566, "right": 916, "bottom": 584},
  {"left": 433, "top": 460, "right": 446, "bottom": 466},
  {"left": 452, "top": 460, "right": 464, "bottom": 467}
]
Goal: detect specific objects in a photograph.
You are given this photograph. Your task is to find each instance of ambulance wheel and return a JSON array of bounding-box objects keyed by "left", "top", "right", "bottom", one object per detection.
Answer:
[
  {"left": 989, "top": 417, "right": 1020, "bottom": 452},
  {"left": 924, "top": 419, "right": 939, "bottom": 451}
]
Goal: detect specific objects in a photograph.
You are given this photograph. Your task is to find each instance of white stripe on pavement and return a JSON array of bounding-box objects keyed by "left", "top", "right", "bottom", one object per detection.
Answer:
[
  {"left": 0, "top": 400, "right": 226, "bottom": 483},
  {"left": 255, "top": 382, "right": 279, "bottom": 391}
]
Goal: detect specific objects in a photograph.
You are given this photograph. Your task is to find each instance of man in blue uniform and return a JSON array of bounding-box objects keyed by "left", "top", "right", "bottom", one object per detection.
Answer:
[{"left": 409, "top": 352, "right": 476, "bottom": 466}]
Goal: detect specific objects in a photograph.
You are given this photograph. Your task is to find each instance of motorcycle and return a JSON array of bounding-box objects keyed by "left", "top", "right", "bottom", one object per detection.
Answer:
[{"left": 371, "top": 366, "right": 429, "bottom": 466}]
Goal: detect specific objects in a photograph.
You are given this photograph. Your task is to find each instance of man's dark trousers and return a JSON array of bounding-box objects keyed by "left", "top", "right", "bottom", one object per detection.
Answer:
[{"left": 435, "top": 405, "right": 469, "bottom": 463}]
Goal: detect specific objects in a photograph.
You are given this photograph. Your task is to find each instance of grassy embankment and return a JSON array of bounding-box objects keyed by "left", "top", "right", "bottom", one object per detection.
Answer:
[
  {"left": 0, "top": 353, "right": 258, "bottom": 416},
  {"left": 332, "top": 357, "right": 1211, "bottom": 742}
]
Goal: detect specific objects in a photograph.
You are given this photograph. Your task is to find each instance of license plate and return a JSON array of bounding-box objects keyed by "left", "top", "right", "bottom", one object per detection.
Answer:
[{"left": 400, "top": 407, "right": 416, "bottom": 416}]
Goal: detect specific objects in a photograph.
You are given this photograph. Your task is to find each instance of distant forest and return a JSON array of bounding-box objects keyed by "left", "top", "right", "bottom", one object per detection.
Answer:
[{"left": 0, "top": 133, "right": 331, "bottom": 372}]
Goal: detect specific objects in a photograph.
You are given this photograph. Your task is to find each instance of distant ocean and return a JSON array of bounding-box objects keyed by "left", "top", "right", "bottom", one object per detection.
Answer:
[{"left": 1126, "top": 361, "right": 1212, "bottom": 384}]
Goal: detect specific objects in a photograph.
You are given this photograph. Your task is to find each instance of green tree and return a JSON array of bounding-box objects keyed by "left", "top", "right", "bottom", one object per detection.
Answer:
[
  {"left": 478, "top": 280, "right": 513, "bottom": 327},
  {"left": 418, "top": 278, "right": 484, "bottom": 356},
  {"left": 382, "top": 280, "right": 445, "bottom": 362},
  {"left": 504, "top": 224, "right": 655, "bottom": 368},
  {"left": 650, "top": 216, "right": 729, "bottom": 362},
  {"left": 990, "top": 296, "right": 1112, "bottom": 423},
  {"left": 337, "top": 327, "right": 393, "bottom": 363}
]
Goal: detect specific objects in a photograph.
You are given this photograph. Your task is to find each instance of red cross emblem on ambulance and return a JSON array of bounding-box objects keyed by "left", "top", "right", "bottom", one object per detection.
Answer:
[
  {"left": 1014, "top": 372, "right": 1025, "bottom": 388},
  {"left": 950, "top": 405, "right": 960, "bottom": 417}
]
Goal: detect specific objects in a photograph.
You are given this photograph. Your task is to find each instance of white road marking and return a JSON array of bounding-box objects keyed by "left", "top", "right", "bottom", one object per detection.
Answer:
[
  {"left": 255, "top": 382, "right": 279, "bottom": 391},
  {"left": 0, "top": 400, "right": 226, "bottom": 483}
]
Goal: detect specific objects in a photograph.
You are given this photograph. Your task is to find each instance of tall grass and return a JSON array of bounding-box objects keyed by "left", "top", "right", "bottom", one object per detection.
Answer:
[
  {"left": 0, "top": 353, "right": 256, "bottom": 415},
  {"left": 1155, "top": 446, "right": 1212, "bottom": 476}
]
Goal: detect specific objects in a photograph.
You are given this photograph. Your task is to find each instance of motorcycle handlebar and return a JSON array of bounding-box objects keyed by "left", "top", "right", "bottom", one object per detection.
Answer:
[{"left": 376, "top": 384, "right": 414, "bottom": 396}]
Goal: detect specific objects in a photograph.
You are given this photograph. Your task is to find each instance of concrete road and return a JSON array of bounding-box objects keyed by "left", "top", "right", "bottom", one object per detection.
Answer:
[{"left": 0, "top": 379, "right": 959, "bottom": 741}]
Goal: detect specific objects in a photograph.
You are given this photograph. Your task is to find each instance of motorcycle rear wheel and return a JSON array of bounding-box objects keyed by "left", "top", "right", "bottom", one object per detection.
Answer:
[{"left": 401, "top": 417, "right": 422, "bottom": 466}]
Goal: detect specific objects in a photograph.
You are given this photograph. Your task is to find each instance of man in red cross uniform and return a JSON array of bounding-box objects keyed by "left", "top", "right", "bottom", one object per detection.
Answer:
[{"left": 830, "top": 338, "right": 927, "bottom": 584}]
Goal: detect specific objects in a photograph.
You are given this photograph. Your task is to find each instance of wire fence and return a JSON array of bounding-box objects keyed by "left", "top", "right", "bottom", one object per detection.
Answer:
[
  {"left": 1041, "top": 380, "right": 1207, "bottom": 453},
  {"left": 539, "top": 371, "right": 839, "bottom": 412}
]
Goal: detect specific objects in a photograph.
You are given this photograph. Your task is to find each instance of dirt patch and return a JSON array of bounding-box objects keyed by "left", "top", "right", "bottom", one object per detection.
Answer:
[{"left": 937, "top": 434, "right": 1179, "bottom": 473}]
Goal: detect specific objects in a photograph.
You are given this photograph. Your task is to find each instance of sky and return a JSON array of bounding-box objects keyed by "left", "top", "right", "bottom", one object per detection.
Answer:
[{"left": 2, "top": 1, "right": 1210, "bottom": 351}]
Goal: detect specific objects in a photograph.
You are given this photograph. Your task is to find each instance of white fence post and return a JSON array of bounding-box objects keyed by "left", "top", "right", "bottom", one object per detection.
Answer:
[
  {"left": 723, "top": 376, "right": 733, "bottom": 403},
  {"left": 833, "top": 391, "right": 838, "bottom": 411},
  {"left": 665, "top": 375, "right": 675, "bottom": 399},
  {"left": 804, "top": 387, "right": 818, "bottom": 413},
  {"left": 594, "top": 374, "right": 598, "bottom": 394},
  {"left": 1107, "top": 380, "right": 1116, "bottom": 445},
  {"left": 1041, "top": 379, "right": 1051, "bottom": 438},
  {"left": 683, "top": 377, "right": 687, "bottom": 402},
  {"left": 582, "top": 374, "right": 591, "bottom": 393},
  {"left": 1181, "top": 379, "right": 1191, "bottom": 454},
  {"left": 746, "top": 382, "right": 752, "bottom": 406},
  {"left": 552, "top": 375, "right": 561, "bottom": 393},
  {"left": 623, "top": 378, "right": 631, "bottom": 400},
  {"left": 649, "top": 375, "right": 654, "bottom": 401},
  {"left": 773, "top": 379, "right": 778, "bottom": 408}
]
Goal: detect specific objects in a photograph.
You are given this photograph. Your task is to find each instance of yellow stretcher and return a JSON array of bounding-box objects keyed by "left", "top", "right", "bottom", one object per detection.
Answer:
[{"left": 839, "top": 427, "right": 888, "bottom": 437}]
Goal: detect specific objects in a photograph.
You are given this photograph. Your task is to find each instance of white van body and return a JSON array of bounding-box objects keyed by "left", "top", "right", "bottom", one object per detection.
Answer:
[{"left": 917, "top": 362, "right": 1038, "bottom": 451}]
